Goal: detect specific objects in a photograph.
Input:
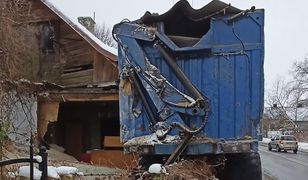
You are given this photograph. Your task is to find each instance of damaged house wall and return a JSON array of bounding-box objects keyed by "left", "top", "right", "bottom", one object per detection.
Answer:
[
  {"left": 0, "top": 91, "right": 37, "bottom": 145},
  {"left": 37, "top": 101, "right": 59, "bottom": 141},
  {"left": 20, "top": 0, "right": 120, "bottom": 148},
  {"left": 0, "top": 0, "right": 133, "bottom": 168},
  {"left": 0, "top": 80, "right": 60, "bottom": 146},
  {"left": 29, "top": 0, "right": 118, "bottom": 87}
]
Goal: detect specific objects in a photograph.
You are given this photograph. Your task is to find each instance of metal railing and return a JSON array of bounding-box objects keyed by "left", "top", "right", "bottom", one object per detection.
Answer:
[{"left": 0, "top": 135, "right": 48, "bottom": 180}]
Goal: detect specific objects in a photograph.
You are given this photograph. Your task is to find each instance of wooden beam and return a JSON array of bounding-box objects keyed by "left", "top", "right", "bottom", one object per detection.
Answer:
[{"left": 39, "top": 93, "right": 119, "bottom": 102}]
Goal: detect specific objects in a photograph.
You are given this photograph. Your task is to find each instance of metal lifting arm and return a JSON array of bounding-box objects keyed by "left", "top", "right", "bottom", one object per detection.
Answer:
[
  {"left": 155, "top": 42, "right": 210, "bottom": 165},
  {"left": 130, "top": 70, "right": 157, "bottom": 127},
  {"left": 117, "top": 35, "right": 209, "bottom": 165}
]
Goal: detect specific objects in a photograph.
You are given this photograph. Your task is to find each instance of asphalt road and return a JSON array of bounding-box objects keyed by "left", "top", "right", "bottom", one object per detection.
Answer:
[{"left": 260, "top": 145, "right": 308, "bottom": 180}]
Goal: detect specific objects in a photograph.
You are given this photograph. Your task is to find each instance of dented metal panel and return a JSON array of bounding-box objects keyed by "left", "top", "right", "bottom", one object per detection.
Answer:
[{"left": 115, "top": 0, "right": 264, "bottom": 154}]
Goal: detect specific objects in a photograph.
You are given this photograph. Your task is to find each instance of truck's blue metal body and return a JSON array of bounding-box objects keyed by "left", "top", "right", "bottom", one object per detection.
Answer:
[{"left": 114, "top": 0, "right": 264, "bottom": 156}]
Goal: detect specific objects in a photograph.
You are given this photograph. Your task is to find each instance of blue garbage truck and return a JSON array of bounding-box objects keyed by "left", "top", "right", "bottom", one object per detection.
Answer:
[{"left": 113, "top": 0, "right": 264, "bottom": 179}]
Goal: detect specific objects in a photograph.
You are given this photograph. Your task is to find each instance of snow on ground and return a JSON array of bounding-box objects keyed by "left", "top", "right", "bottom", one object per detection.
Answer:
[
  {"left": 298, "top": 142, "right": 308, "bottom": 152},
  {"left": 48, "top": 166, "right": 60, "bottom": 179},
  {"left": 18, "top": 165, "right": 80, "bottom": 179},
  {"left": 262, "top": 138, "right": 308, "bottom": 152},
  {"left": 262, "top": 138, "right": 271, "bottom": 143},
  {"left": 56, "top": 166, "right": 78, "bottom": 175},
  {"left": 19, "top": 166, "right": 42, "bottom": 180},
  {"left": 148, "top": 163, "right": 167, "bottom": 174},
  {"left": 34, "top": 155, "right": 42, "bottom": 163}
]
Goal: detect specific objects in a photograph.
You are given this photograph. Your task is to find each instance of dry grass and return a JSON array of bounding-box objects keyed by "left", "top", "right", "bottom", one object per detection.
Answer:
[{"left": 165, "top": 159, "right": 217, "bottom": 180}]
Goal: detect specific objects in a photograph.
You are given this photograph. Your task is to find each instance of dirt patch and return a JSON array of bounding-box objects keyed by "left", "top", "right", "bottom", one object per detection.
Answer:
[{"left": 166, "top": 160, "right": 217, "bottom": 180}]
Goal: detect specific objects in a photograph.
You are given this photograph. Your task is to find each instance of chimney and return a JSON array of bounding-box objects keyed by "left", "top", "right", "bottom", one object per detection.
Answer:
[{"left": 78, "top": 17, "right": 96, "bottom": 33}]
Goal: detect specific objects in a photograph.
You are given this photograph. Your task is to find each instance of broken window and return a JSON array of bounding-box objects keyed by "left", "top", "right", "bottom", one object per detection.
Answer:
[{"left": 41, "top": 23, "right": 55, "bottom": 54}]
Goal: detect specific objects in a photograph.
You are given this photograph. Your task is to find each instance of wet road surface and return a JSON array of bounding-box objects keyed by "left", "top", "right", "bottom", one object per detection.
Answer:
[{"left": 260, "top": 145, "right": 308, "bottom": 180}]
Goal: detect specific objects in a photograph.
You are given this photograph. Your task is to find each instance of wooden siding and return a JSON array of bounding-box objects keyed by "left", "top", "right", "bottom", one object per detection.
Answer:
[
  {"left": 38, "top": 20, "right": 62, "bottom": 84},
  {"left": 94, "top": 52, "right": 118, "bottom": 83},
  {"left": 31, "top": 0, "right": 60, "bottom": 22},
  {"left": 30, "top": 0, "right": 118, "bottom": 87},
  {"left": 61, "top": 69, "right": 94, "bottom": 87}
]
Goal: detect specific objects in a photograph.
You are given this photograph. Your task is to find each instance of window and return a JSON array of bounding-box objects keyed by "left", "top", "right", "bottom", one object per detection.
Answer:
[
  {"left": 281, "top": 136, "right": 296, "bottom": 141},
  {"left": 41, "top": 23, "right": 55, "bottom": 54}
]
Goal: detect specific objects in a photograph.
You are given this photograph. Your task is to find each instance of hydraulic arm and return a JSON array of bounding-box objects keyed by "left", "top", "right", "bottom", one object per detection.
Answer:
[{"left": 118, "top": 36, "right": 209, "bottom": 164}]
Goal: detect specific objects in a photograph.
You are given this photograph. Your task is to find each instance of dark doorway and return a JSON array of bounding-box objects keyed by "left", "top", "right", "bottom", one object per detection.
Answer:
[{"left": 44, "top": 101, "right": 119, "bottom": 160}]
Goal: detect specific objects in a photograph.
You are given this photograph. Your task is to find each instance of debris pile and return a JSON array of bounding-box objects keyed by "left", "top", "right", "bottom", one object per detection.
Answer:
[
  {"left": 133, "top": 159, "right": 218, "bottom": 180},
  {"left": 166, "top": 160, "right": 217, "bottom": 180}
]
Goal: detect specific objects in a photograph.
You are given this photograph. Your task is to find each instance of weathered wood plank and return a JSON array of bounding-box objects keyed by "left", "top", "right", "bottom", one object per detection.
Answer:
[
  {"left": 31, "top": 1, "right": 59, "bottom": 21},
  {"left": 61, "top": 76, "right": 93, "bottom": 86},
  {"left": 93, "top": 52, "right": 118, "bottom": 83},
  {"left": 59, "top": 22, "right": 82, "bottom": 40},
  {"left": 104, "top": 136, "right": 123, "bottom": 148},
  {"left": 63, "top": 41, "right": 90, "bottom": 52},
  {"left": 64, "top": 53, "right": 93, "bottom": 68},
  {"left": 61, "top": 69, "right": 93, "bottom": 79},
  {"left": 65, "top": 47, "right": 92, "bottom": 57}
]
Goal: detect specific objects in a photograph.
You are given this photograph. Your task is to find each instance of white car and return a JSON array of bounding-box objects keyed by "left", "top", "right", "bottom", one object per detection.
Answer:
[{"left": 268, "top": 135, "right": 298, "bottom": 153}]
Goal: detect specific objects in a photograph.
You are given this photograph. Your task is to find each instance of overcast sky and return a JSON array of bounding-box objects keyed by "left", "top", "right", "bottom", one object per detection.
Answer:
[{"left": 51, "top": 0, "right": 308, "bottom": 89}]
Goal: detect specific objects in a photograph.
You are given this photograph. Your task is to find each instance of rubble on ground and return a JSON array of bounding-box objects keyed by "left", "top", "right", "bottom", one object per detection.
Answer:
[
  {"left": 165, "top": 159, "right": 218, "bottom": 180},
  {"left": 3, "top": 140, "right": 218, "bottom": 179},
  {"left": 133, "top": 159, "right": 218, "bottom": 180},
  {"left": 2, "top": 141, "right": 125, "bottom": 179}
]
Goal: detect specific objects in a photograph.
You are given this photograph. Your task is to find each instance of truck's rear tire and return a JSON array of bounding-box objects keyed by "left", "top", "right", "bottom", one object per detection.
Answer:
[{"left": 221, "top": 152, "right": 262, "bottom": 180}]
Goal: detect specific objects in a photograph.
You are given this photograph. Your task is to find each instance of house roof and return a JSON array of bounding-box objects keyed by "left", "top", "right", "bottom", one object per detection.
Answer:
[{"left": 40, "top": 0, "right": 117, "bottom": 65}]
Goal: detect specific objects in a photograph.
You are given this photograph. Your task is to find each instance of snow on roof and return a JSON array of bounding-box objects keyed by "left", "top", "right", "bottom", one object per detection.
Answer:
[{"left": 40, "top": 0, "right": 117, "bottom": 62}]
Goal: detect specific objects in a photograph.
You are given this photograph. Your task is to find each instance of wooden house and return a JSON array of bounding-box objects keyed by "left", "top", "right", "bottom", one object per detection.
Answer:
[
  {"left": 22, "top": 0, "right": 134, "bottom": 168},
  {"left": 31, "top": 0, "right": 118, "bottom": 86}
]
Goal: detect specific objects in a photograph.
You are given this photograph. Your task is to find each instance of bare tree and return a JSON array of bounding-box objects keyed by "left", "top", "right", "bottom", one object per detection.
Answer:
[
  {"left": 94, "top": 23, "right": 117, "bottom": 48},
  {"left": 0, "top": 0, "right": 41, "bottom": 163},
  {"left": 0, "top": 0, "right": 39, "bottom": 80},
  {"left": 264, "top": 78, "right": 304, "bottom": 132},
  {"left": 265, "top": 78, "right": 292, "bottom": 117},
  {"left": 293, "top": 56, "right": 308, "bottom": 84}
]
